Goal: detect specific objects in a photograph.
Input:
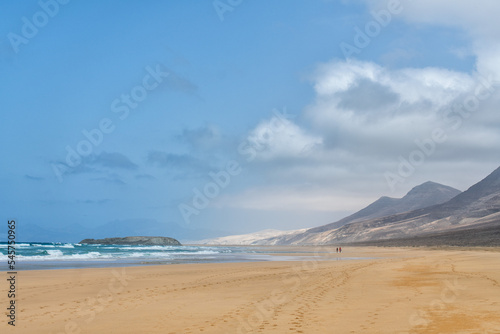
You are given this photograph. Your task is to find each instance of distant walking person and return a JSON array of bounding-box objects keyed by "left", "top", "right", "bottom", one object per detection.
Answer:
[
  {"left": 339, "top": 247, "right": 342, "bottom": 253},
  {"left": 336, "top": 247, "right": 338, "bottom": 253}
]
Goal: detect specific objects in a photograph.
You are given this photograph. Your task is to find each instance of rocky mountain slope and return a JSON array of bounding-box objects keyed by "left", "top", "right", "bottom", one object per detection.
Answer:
[
  {"left": 347, "top": 222, "right": 500, "bottom": 247},
  {"left": 255, "top": 181, "right": 462, "bottom": 245},
  {"left": 266, "top": 166, "right": 500, "bottom": 245},
  {"left": 309, "top": 181, "right": 461, "bottom": 233}
]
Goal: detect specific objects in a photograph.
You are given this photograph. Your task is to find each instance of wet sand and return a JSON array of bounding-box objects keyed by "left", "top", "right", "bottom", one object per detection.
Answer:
[{"left": 2, "top": 247, "right": 500, "bottom": 333}]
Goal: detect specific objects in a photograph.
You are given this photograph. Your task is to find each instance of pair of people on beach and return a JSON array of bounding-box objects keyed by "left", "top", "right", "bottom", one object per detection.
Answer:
[{"left": 336, "top": 247, "right": 342, "bottom": 253}]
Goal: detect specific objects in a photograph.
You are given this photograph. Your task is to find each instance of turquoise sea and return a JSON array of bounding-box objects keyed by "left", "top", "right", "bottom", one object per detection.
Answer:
[{"left": 0, "top": 242, "right": 355, "bottom": 270}]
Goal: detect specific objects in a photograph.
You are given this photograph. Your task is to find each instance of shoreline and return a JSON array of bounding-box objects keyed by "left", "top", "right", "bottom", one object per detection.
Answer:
[
  {"left": 3, "top": 255, "right": 372, "bottom": 271},
  {"left": 2, "top": 246, "right": 500, "bottom": 333},
  {"left": 1, "top": 244, "right": 379, "bottom": 271}
]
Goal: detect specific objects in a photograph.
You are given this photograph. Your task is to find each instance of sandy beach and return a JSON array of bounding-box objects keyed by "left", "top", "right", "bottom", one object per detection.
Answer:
[{"left": 2, "top": 247, "right": 500, "bottom": 333}]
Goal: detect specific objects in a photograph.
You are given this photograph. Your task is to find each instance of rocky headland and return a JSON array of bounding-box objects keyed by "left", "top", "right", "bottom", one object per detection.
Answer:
[{"left": 79, "top": 236, "right": 181, "bottom": 246}]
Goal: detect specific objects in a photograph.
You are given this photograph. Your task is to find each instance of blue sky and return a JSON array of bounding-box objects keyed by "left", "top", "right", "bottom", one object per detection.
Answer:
[{"left": 1, "top": 0, "right": 500, "bottom": 242}]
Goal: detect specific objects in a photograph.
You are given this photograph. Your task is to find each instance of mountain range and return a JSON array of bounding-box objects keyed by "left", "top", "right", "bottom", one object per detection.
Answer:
[
  {"left": 18, "top": 165, "right": 500, "bottom": 246},
  {"left": 199, "top": 165, "right": 500, "bottom": 246}
]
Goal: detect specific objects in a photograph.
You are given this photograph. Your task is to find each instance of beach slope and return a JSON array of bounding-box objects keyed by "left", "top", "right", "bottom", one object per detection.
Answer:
[{"left": 2, "top": 247, "right": 500, "bottom": 333}]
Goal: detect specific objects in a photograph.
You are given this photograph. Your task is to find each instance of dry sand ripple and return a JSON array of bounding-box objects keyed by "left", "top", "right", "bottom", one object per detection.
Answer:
[{"left": 2, "top": 247, "right": 500, "bottom": 333}]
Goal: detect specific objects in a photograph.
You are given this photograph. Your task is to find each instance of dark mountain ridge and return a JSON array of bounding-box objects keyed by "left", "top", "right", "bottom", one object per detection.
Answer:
[
  {"left": 258, "top": 166, "right": 500, "bottom": 245},
  {"left": 307, "top": 181, "right": 460, "bottom": 233},
  {"left": 315, "top": 166, "right": 500, "bottom": 244}
]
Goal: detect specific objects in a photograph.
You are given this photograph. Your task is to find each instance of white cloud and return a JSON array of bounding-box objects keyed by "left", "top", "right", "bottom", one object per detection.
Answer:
[
  {"left": 239, "top": 65, "right": 498, "bottom": 199},
  {"left": 388, "top": 0, "right": 500, "bottom": 38},
  {"left": 312, "top": 59, "right": 473, "bottom": 111},
  {"left": 245, "top": 115, "right": 322, "bottom": 161},
  {"left": 217, "top": 1, "right": 500, "bottom": 217},
  {"left": 305, "top": 59, "right": 478, "bottom": 156},
  {"left": 366, "top": 0, "right": 500, "bottom": 80}
]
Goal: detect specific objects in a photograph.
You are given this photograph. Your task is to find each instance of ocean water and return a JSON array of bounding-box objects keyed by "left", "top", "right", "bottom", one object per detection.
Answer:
[
  {"left": 0, "top": 242, "right": 259, "bottom": 270},
  {"left": 0, "top": 242, "right": 362, "bottom": 270}
]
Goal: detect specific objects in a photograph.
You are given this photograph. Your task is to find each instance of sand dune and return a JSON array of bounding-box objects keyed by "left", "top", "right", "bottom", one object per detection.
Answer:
[{"left": 2, "top": 247, "right": 500, "bottom": 333}]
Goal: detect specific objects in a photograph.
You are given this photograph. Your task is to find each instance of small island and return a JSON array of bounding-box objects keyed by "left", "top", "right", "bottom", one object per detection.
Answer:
[{"left": 79, "top": 236, "right": 182, "bottom": 246}]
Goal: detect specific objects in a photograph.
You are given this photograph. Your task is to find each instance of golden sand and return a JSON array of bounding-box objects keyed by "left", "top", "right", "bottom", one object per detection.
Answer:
[{"left": 2, "top": 247, "right": 500, "bottom": 333}]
